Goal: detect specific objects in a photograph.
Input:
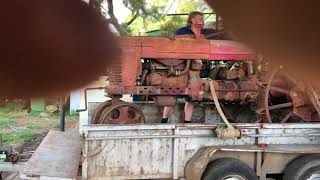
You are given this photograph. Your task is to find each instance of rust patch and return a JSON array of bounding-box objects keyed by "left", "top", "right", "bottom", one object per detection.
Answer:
[{"left": 140, "top": 167, "right": 145, "bottom": 175}]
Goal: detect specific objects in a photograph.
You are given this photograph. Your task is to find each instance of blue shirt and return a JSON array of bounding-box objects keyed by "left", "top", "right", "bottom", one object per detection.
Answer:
[
  {"left": 175, "top": 26, "right": 215, "bottom": 36},
  {"left": 175, "top": 26, "right": 195, "bottom": 35}
]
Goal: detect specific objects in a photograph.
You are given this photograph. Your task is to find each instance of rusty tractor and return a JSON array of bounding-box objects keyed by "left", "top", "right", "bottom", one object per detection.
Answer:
[{"left": 90, "top": 34, "right": 320, "bottom": 125}]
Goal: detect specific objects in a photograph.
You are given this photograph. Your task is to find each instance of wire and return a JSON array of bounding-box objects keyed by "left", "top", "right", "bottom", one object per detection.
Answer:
[
  {"left": 205, "top": 11, "right": 214, "bottom": 21},
  {"left": 162, "top": 0, "right": 176, "bottom": 19}
]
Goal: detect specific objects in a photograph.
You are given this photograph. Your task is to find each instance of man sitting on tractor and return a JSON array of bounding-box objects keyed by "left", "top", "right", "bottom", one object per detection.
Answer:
[{"left": 161, "top": 11, "right": 206, "bottom": 124}]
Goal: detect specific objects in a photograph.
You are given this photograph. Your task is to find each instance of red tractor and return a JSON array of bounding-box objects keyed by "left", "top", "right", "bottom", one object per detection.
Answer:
[{"left": 89, "top": 35, "right": 320, "bottom": 125}]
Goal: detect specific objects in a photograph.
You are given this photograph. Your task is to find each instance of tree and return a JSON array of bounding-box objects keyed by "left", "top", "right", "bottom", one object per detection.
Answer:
[
  {"left": 122, "top": 0, "right": 169, "bottom": 35},
  {"left": 89, "top": 0, "right": 128, "bottom": 35},
  {"left": 89, "top": 0, "right": 213, "bottom": 36}
]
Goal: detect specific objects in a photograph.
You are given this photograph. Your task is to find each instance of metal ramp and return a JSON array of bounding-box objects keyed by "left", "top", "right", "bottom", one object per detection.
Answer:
[{"left": 20, "top": 129, "right": 81, "bottom": 180}]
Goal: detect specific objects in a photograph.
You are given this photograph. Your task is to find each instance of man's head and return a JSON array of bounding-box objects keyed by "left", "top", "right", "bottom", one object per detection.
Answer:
[{"left": 187, "top": 11, "right": 204, "bottom": 28}]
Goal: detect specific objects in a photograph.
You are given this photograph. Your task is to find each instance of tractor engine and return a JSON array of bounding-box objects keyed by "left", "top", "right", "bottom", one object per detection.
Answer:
[
  {"left": 139, "top": 59, "right": 259, "bottom": 103},
  {"left": 141, "top": 59, "right": 195, "bottom": 87},
  {"left": 136, "top": 58, "right": 260, "bottom": 123}
]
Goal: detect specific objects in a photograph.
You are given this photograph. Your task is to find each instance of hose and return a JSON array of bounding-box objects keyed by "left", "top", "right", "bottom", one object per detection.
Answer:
[{"left": 209, "top": 80, "right": 241, "bottom": 139}]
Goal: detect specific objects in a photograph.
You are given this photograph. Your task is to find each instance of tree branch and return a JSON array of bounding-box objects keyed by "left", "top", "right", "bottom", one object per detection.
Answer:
[
  {"left": 126, "top": 11, "right": 139, "bottom": 26},
  {"left": 106, "top": 0, "right": 128, "bottom": 36}
]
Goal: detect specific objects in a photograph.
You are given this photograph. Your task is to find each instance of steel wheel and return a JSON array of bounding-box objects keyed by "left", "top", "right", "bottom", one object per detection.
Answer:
[
  {"left": 91, "top": 100, "right": 113, "bottom": 124},
  {"left": 260, "top": 66, "right": 296, "bottom": 123},
  {"left": 98, "top": 102, "right": 145, "bottom": 124}
]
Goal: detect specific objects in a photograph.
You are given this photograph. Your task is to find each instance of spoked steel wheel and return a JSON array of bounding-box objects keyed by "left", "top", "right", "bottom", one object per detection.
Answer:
[
  {"left": 98, "top": 102, "right": 145, "bottom": 124},
  {"left": 91, "top": 100, "right": 113, "bottom": 124},
  {"left": 258, "top": 66, "right": 297, "bottom": 123}
]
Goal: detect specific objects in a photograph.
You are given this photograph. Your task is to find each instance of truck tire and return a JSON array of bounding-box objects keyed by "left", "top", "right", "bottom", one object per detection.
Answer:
[
  {"left": 202, "top": 158, "right": 258, "bottom": 180},
  {"left": 283, "top": 155, "right": 320, "bottom": 180}
]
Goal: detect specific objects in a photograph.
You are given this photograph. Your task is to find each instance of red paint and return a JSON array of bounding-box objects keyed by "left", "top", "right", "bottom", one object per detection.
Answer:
[{"left": 260, "top": 144, "right": 268, "bottom": 148}]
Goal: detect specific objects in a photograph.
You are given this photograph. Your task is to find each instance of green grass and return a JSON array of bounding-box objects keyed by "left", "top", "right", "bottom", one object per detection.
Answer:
[
  {"left": 0, "top": 105, "right": 37, "bottom": 145},
  {"left": 16, "top": 129, "right": 33, "bottom": 142},
  {"left": 52, "top": 122, "right": 61, "bottom": 129},
  {"left": 66, "top": 111, "right": 79, "bottom": 118},
  {"left": 0, "top": 104, "right": 15, "bottom": 116},
  {"left": 2, "top": 129, "right": 33, "bottom": 146},
  {"left": 0, "top": 102, "right": 28, "bottom": 116},
  {"left": 26, "top": 123, "right": 41, "bottom": 130},
  {"left": 0, "top": 119, "right": 16, "bottom": 130},
  {"left": 2, "top": 133, "right": 14, "bottom": 145},
  {"left": 0, "top": 104, "right": 79, "bottom": 146},
  {"left": 29, "top": 111, "right": 42, "bottom": 117}
]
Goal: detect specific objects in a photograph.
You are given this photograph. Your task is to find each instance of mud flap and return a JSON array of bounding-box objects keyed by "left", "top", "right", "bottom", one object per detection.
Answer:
[{"left": 184, "top": 146, "right": 218, "bottom": 180}]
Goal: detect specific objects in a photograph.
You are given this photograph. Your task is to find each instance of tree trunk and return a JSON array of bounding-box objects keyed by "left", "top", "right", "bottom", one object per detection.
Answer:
[
  {"left": 106, "top": 0, "right": 128, "bottom": 36},
  {"left": 88, "top": 0, "right": 128, "bottom": 36}
]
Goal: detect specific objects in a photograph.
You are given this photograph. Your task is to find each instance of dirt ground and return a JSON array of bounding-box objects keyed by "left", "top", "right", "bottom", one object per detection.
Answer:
[
  {"left": 12, "top": 115, "right": 78, "bottom": 149},
  {"left": 0, "top": 104, "right": 79, "bottom": 155},
  {"left": 0, "top": 107, "right": 79, "bottom": 180}
]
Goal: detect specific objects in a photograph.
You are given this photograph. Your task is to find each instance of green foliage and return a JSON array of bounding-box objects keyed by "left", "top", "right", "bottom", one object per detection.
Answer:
[
  {"left": 123, "top": 0, "right": 211, "bottom": 35},
  {"left": 123, "top": 0, "right": 147, "bottom": 14},
  {"left": 90, "top": 0, "right": 213, "bottom": 35},
  {"left": 122, "top": 0, "right": 168, "bottom": 35},
  {"left": 160, "top": 15, "right": 186, "bottom": 35}
]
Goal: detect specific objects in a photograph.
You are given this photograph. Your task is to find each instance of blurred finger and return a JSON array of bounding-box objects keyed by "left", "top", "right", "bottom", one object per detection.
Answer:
[{"left": 0, "top": 0, "right": 119, "bottom": 97}]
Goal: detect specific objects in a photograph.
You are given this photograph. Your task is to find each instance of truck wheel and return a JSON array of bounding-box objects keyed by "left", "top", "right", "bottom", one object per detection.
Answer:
[
  {"left": 202, "top": 158, "right": 258, "bottom": 180},
  {"left": 283, "top": 155, "right": 320, "bottom": 180}
]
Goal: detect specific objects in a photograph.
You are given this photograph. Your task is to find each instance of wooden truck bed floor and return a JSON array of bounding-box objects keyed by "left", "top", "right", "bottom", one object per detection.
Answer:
[{"left": 20, "top": 129, "right": 82, "bottom": 180}]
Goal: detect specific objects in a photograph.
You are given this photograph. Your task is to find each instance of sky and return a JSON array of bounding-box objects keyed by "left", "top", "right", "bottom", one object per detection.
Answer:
[
  {"left": 102, "top": 0, "right": 180, "bottom": 24},
  {"left": 102, "top": 1, "right": 130, "bottom": 24}
]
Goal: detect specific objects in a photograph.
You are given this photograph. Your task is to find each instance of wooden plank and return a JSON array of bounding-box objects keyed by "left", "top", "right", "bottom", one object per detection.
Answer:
[{"left": 21, "top": 130, "right": 81, "bottom": 179}]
